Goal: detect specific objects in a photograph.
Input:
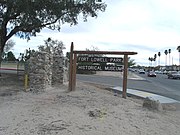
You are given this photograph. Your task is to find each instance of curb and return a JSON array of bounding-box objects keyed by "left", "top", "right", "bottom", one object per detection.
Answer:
[{"left": 112, "top": 86, "right": 180, "bottom": 104}]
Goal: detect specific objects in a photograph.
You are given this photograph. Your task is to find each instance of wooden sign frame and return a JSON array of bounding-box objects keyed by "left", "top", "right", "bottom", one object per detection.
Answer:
[{"left": 68, "top": 42, "right": 137, "bottom": 98}]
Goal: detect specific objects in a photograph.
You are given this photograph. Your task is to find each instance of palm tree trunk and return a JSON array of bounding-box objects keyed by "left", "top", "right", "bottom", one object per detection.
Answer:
[
  {"left": 179, "top": 52, "right": 180, "bottom": 70},
  {"left": 0, "top": 44, "right": 2, "bottom": 76},
  {"left": 165, "top": 55, "right": 167, "bottom": 66},
  {"left": 176, "top": 46, "right": 180, "bottom": 70},
  {"left": 169, "top": 54, "right": 170, "bottom": 65}
]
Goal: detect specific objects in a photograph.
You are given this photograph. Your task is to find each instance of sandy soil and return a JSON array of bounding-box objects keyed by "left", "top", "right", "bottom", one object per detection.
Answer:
[{"left": 0, "top": 74, "right": 180, "bottom": 135}]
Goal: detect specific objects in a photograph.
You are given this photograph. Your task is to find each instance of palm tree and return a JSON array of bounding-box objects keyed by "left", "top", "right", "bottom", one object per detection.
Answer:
[
  {"left": 154, "top": 54, "right": 157, "bottom": 67},
  {"left": 148, "top": 57, "right": 151, "bottom": 66},
  {"left": 148, "top": 57, "right": 153, "bottom": 67},
  {"left": 177, "top": 46, "right": 180, "bottom": 69},
  {"left": 158, "top": 52, "right": 161, "bottom": 66},
  {"left": 168, "top": 49, "right": 171, "bottom": 65},
  {"left": 164, "top": 50, "right": 168, "bottom": 66}
]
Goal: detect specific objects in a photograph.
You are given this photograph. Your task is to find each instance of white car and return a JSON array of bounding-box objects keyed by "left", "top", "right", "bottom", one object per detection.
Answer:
[
  {"left": 138, "top": 69, "right": 145, "bottom": 74},
  {"left": 167, "top": 71, "right": 180, "bottom": 79}
]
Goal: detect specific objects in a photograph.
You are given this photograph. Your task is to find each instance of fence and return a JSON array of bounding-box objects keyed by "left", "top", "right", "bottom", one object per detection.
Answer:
[{"left": 1, "top": 61, "right": 24, "bottom": 70}]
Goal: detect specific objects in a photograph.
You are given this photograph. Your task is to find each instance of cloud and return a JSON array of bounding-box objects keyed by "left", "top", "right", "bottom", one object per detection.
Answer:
[{"left": 11, "top": 0, "right": 180, "bottom": 66}]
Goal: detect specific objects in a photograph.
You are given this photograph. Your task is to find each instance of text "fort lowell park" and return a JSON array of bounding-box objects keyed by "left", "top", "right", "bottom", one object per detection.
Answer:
[{"left": 77, "top": 56, "right": 123, "bottom": 63}]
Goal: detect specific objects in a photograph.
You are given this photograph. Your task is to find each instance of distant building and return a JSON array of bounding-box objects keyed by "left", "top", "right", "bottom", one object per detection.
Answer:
[{"left": 160, "top": 65, "right": 180, "bottom": 71}]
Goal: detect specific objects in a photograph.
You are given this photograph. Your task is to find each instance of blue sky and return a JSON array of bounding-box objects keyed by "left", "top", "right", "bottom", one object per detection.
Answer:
[{"left": 12, "top": 0, "right": 180, "bottom": 66}]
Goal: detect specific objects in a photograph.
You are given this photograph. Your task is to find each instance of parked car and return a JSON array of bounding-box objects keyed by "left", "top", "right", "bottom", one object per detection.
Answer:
[
  {"left": 155, "top": 70, "right": 163, "bottom": 74},
  {"left": 147, "top": 71, "right": 156, "bottom": 77},
  {"left": 138, "top": 69, "right": 145, "bottom": 74},
  {"left": 163, "top": 70, "right": 168, "bottom": 74},
  {"left": 167, "top": 71, "right": 180, "bottom": 79}
]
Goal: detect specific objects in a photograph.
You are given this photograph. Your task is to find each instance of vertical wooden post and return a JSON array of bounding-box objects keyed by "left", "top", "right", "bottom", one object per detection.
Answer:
[
  {"left": 68, "top": 42, "right": 74, "bottom": 91},
  {"left": 72, "top": 53, "right": 77, "bottom": 91},
  {"left": 24, "top": 74, "right": 28, "bottom": 91},
  {"left": 122, "top": 55, "right": 128, "bottom": 98}
]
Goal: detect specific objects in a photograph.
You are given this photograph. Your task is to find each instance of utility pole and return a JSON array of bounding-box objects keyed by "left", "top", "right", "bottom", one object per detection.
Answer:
[{"left": 0, "top": 18, "right": 2, "bottom": 76}]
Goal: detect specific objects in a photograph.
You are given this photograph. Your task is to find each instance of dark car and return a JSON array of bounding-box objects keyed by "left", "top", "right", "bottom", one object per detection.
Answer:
[
  {"left": 147, "top": 71, "right": 156, "bottom": 77},
  {"left": 167, "top": 71, "right": 180, "bottom": 79}
]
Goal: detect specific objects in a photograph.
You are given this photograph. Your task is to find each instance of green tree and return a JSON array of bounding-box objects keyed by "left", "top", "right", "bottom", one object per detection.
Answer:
[
  {"left": 128, "top": 57, "right": 136, "bottom": 67},
  {"left": 39, "top": 38, "right": 65, "bottom": 53},
  {"left": 6, "top": 51, "right": 16, "bottom": 61},
  {"left": 18, "top": 48, "right": 35, "bottom": 62},
  {"left": 1, "top": 39, "right": 15, "bottom": 60},
  {"left": 0, "top": 0, "right": 107, "bottom": 63}
]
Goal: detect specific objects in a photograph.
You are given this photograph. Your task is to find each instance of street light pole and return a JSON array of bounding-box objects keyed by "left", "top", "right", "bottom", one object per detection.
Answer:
[
  {"left": 0, "top": 18, "right": 2, "bottom": 76},
  {"left": 177, "top": 46, "right": 180, "bottom": 71}
]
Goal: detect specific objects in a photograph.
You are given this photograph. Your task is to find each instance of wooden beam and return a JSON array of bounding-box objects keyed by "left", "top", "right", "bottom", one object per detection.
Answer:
[
  {"left": 74, "top": 50, "right": 137, "bottom": 55},
  {"left": 69, "top": 42, "right": 138, "bottom": 98}
]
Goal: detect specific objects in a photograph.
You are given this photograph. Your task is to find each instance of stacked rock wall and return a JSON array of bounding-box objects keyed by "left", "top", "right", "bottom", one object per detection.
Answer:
[
  {"left": 63, "top": 57, "right": 69, "bottom": 83},
  {"left": 52, "top": 44, "right": 64, "bottom": 86},
  {"left": 27, "top": 45, "right": 66, "bottom": 92},
  {"left": 28, "top": 51, "right": 51, "bottom": 92}
]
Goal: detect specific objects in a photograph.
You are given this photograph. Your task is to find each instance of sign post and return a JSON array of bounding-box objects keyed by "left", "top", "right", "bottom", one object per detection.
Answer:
[
  {"left": 122, "top": 55, "right": 128, "bottom": 98},
  {"left": 68, "top": 42, "right": 74, "bottom": 91},
  {"left": 72, "top": 53, "right": 77, "bottom": 91}
]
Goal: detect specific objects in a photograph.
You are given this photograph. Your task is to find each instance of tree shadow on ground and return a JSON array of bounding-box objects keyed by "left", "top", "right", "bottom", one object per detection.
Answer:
[{"left": 0, "top": 74, "right": 24, "bottom": 96}]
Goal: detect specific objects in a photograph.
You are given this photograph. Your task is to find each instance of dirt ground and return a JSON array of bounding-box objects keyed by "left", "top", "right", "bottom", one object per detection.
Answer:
[
  {"left": 0, "top": 73, "right": 180, "bottom": 135},
  {"left": 0, "top": 74, "right": 24, "bottom": 96}
]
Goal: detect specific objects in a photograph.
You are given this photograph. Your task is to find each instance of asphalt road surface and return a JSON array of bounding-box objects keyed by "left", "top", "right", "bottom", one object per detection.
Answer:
[{"left": 77, "top": 73, "right": 180, "bottom": 101}]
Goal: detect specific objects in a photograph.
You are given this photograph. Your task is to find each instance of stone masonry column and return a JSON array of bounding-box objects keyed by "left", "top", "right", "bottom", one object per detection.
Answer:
[
  {"left": 28, "top": 51, "right": 51, "bottom": 92},
  {"left": 52, "top": 55, "right": 64, "bottom": 86}
]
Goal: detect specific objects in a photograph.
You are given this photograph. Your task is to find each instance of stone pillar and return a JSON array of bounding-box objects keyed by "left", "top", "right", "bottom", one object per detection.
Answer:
[
  {"left": 27, "top": 42, "right": 67, "bottom": 91},
  {"left": 28, "top": 51, "right": 51, "bottom": 92},
  {"left": 51, "top": 52, "right": 64, "bottom": 86},
  {"left": 51, "top": 43, "right": 66, "bottom": 86},
  {"left": 63, "top": 57, "right": 69, "bottom": 83}
]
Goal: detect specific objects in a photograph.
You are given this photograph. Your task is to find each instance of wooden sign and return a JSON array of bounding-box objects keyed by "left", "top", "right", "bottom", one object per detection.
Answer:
[
  {"left": 77, "top": 65, "right": 123, "bottom": 72},
  {"left": 69, "top": 42, "right": 138, "bottom": 99},
  {"left": 77, "top": 56, "right": 123, "bottom": 63}
]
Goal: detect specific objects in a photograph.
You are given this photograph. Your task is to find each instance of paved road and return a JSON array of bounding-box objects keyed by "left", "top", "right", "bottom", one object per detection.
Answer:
[
  {"left": 77, "top": 73, "right": 180, "bottom": 101},
  {"left": 138, "top": 73, "right": 180, "bottom": 96}
]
